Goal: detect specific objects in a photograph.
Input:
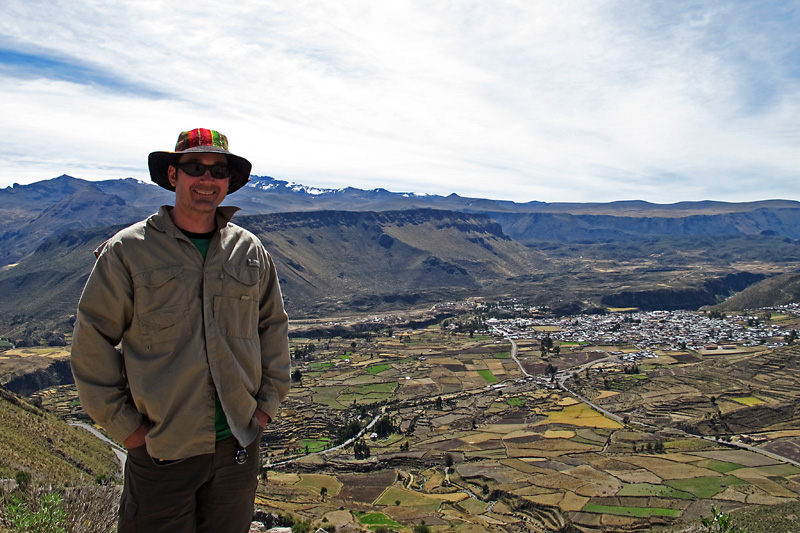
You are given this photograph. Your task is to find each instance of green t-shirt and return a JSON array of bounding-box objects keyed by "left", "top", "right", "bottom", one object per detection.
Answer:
[{"left": 186, "top": 232, "right": 232, "bottom": 441}]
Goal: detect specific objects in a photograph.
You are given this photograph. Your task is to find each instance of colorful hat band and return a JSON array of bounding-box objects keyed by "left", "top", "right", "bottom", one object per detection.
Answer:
[{"left": 175, "top": 128, "right": 229, "bottom": 151}]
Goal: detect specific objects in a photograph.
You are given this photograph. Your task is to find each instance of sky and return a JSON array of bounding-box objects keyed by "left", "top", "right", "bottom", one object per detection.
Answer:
[{"left": 1, "top": 1, "right": 799, "bottom": 204}]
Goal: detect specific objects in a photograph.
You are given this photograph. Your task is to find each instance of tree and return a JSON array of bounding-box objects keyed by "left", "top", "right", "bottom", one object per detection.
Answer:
[
  {"left": 335, "top": 418, "right": 362, "bottom": 445},
  {"left": 353, "top": 438, "right": 370, "bottom": 459},
  {"left": 443, "top": 452, "right": 455, "bottom": 485},
  {"left": 444, "top": 453, "right": 454, "bottom": 470},
  {"left": 291, "top": 368, "right": 302, "bottom": 383},
  {"left": 544, "top": 363, "right": 558, "bottom": 382},
  {"left": 320, "top": 487, "right": 327, "bottom": 500},
  {"left": 541, "top": 334, "right": 554, "bottom": 352},
  {"left": 374, "top": 415, "right": 397, "bottom": 438}
]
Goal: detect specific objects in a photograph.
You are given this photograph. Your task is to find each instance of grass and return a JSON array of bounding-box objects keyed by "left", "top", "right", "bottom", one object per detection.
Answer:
[
  {"left": 477, "top": 369, "right": 498, "bottom": 384},
  {"left": 358, "top": 511, "right": 401, "bottom": 528},
  {"left": 297, "top": 438, "right": 331, "bottom": 453},
  {"left": 507, "top": 397, "right": 525, "bottom": 407},
  {"left": 374, "top": 486, "right": 443, "bottom": 510},
  {"left": 366, "top": 363, "right": 392, "bottom": 375},
  {"left": 583, "top": 503, "right": 680, "bottom": 518},
  {"left": 492, "top": 352, "right": 511, "bottom": 359},
  {"left": 311, "top": 385, "right": 347, "bottom": 409},
  {"left": 692, "top": 458, "right": 744, "bottom": 473},
  {"left": 617, "top": 483, "right": 694, "bottom": 499},
  {"left": 665, "top": 475, "right": 745, "bottom": 499},
  {"left": 351, "top": 382, "right": 397, "bottom": 395},
  {"left": 0, "top": 391, "right": 119, "bottom": 486},
  {"left": 295, "top": 473, "right": 342, "bottom": 496}
]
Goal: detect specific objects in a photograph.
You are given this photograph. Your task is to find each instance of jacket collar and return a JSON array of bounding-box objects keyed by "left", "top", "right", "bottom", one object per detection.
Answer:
[{"left": 149, "top": 205, "right": 240, "bottom": 236}]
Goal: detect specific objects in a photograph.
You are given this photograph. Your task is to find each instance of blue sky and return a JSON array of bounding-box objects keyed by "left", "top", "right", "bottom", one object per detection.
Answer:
[{"left": 1, "top": 0, "right": 799, "bottom": 203}]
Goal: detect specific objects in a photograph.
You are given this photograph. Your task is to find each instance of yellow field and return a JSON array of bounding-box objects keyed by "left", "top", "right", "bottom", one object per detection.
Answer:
[
  {"left": 540, "top": 403, "right": 622, "bottom": 429},
  {"left": 296, "top": 473, "right": 343, "bottom": 496},
  {"left": 732, "top": 396, "right": 765, "bottom": 406},
  {"left": 544, "top": 430, "right": 576, "bottom": 439},
  {"left": 5, "top": 347, "right": 70, "bottom": 358}
]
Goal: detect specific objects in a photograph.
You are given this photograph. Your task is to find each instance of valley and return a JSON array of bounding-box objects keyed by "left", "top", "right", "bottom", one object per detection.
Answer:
[
  {"left": 6, "top": 302, "right": 800, "bottom": 532},
  {"left": 4, "top": 176, "right": 800, "bottom": 530}
]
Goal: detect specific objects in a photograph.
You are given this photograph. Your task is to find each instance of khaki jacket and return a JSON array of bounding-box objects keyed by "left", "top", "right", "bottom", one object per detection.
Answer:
[{"left": 71, "top": 206, "right": 290, "bottom": 460}]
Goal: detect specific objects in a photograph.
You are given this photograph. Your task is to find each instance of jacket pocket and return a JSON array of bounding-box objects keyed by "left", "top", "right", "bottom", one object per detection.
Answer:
[
  {"left": 139, "top": 304, "right": 192, "bottom": 345},
  {"left": 133, "top": 264, "right": 191, "bottom": 346},
  {"left": 215, "top": 261, "right": 260, "bottom": 339}
]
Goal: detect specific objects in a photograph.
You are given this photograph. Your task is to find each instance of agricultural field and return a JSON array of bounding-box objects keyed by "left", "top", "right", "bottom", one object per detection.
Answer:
[
  {"left": 252, "top": 321, "right": 800, "bottom": 532},
  {"left": 6, "top": 310, "right": 800, "bottom": 531}
]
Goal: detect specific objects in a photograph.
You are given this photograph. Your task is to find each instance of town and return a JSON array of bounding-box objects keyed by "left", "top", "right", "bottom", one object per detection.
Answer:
[{"left": 476, "top": 301, "right": 799, "bottom": 352}]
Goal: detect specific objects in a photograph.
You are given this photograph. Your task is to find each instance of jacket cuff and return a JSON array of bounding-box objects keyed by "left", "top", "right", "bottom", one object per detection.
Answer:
[
  {"left": 106, "top": 406, "right": 145, "bottom": 446},
  {"left": 256, "top": 397, "right": 279, "bottom": 422}
]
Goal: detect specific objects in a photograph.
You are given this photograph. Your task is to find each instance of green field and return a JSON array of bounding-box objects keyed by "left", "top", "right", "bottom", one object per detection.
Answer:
[
  {"left": 665, "top": 475, "right": 745, "bottom": 498},
  {"left": 583, "top": 503, "right": 680, "bottom": 517},
  {"left": 478, "top": 369, "right": 498, "bottom": 383},
  {"left": 366, "top": 363, "right": 392, "bottom": 375},
  {"left": 298, "top": 437, "right": 331, "bottom": 453},
  {"left": 617, "top": 483, "right": 694, "bottom": 499},
  {"left": 358, "top": 511, "right": 401, "bottom": 529}
]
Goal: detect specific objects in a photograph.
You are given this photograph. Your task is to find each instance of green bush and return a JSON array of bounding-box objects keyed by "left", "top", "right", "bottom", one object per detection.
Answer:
[{"left": 5, "top": 491, "right": 67, "bottom": 533}]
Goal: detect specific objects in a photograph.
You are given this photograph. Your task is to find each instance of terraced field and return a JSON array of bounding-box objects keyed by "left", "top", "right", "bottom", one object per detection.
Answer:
[{"left": 252, "top": 323, "right": 800, "bottom": 532}]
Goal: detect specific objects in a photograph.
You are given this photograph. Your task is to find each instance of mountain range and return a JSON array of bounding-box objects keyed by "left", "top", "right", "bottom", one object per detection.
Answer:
[{"left": 2, "top": 175, "right": 800, "bottom": 337}]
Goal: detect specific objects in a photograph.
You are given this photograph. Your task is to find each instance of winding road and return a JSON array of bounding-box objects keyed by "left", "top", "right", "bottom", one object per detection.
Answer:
[{"left": 498, "top": 332, "right": 800, "bottom": 469}]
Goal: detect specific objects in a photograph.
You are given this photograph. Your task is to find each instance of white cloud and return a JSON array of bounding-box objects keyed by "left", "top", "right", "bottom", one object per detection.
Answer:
[{"left": 1, "top": 0, "right": 799, "bottom": 203}]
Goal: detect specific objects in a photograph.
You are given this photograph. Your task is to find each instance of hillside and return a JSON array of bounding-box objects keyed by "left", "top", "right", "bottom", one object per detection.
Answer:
[
  {"left": 0, "top": 385, "right": 118, "bottom": 486},
  {"left": 488, "top": 208, "right": 800, "bottom": 244},
  {"left": 246, "top": 209, "right": 546, "bottom": 314},
  {"left": 710, "top": 273, "right": 800, "bottom": 312},
  {"left": 2, "top": 175, "right": 800, "bottom": 339},
  {"left": 0, "top": 209, "right": 547, "bottom": 334},
  {"left": 4, "top": 176, "right": 800, "bottom": 272}
]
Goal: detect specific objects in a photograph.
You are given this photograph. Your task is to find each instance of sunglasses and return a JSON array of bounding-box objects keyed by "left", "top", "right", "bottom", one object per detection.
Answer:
[{"left": 176, "top": 162, "right": 232, "bottom": 179}]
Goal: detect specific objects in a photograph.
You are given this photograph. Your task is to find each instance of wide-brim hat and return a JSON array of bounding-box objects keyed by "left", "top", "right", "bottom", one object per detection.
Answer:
[{"left": 148, "top": 128, "right": 252, "bottom": 194}]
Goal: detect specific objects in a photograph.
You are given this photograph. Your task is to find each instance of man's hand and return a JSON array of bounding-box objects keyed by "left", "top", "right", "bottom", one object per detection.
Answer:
[
  {"left": 124, "top": 422, "right": 151, "bottom": 449},
  {"left": 254, "top": 408, "right": 271, "bottom": 428}
]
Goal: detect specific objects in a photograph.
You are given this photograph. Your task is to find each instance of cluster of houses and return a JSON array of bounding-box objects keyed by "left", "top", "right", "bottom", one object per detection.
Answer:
[{"left": 483, "top": 304, "right": 799, "bottom": 352}]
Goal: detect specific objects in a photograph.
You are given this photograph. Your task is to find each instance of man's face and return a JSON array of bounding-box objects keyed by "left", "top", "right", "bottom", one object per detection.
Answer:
[{"left": 168, "top": 153, "right": 231, "bottom": 217}]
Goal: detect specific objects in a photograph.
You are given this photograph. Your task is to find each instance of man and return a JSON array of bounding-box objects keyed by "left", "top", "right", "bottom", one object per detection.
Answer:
[{"left": 71, "top": 128, "right": 290, "bottom": 533}]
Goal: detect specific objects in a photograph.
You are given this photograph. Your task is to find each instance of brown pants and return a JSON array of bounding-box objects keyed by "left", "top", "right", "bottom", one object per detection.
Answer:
[{"left": 118, "top": 435, "right": 259, "bottom": 533}]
